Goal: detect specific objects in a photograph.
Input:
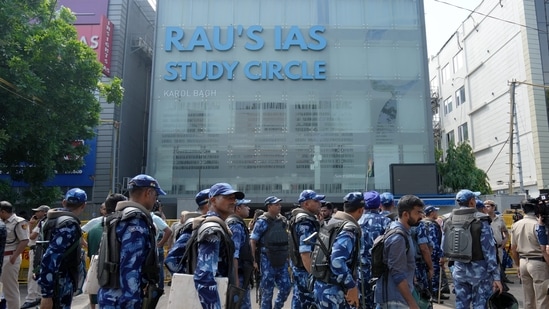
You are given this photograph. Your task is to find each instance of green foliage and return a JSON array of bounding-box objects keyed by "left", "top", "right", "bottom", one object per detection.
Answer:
[
  {"left": 436, "top": 142, "right": 492, "bottom": 194},
  {"left": 0, "top": 0, "right": 121, "bottom": 205},
  {"left": 98, "top": 77, "right": 124, "bottom": 106}
]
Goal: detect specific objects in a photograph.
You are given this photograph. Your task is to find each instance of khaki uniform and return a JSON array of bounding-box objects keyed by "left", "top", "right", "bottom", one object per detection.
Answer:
[
  {"left": 510, "top": 214, "right": 549, "bottom": 309},
  {"left": 1, "top": 214, "right": 29, "bottom": 309}
]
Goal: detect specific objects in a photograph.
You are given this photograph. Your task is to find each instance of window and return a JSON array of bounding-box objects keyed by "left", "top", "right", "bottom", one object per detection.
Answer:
[
  {"left": 453, "top": 50, "right": 464, "bottom": 73},
  {"left": 455, "top": 86, "right": 466, "bottom": 106},
  {"left": 441, "top": 64, "right": 450, "bottom": 84},
  {"left": 444, "top": 97, "right": 453, "bottom": 115},
  {"left": 458, "top": 123, "right": 468, "bottom": 142},
  {"left": 447, "top": 130, "right": 455, "bottom": 145}
]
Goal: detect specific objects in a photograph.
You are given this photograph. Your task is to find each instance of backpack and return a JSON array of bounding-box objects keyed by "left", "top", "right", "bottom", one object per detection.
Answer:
[
  {"left": 310, "top": 216, "right": 360, "bottom": 284},
  {"left": 442, "top": 208, "right": 486, "bottom": 263},
  {"left": 33, "top": 210, "right": 82, "bottom": 286},
  {"left": 289, "top": 208, "right": 320, "bottom": 269},
  {"left": 180, "top": 215, "right": 235, "bottom": 281},
  {"left": 97, "top": 202, "right": 158, "bottom": 289},
  {"left": 259, "top": 214, "right": 289, "bottom": 268},
  {"left": 370, "top": 227, "right": 409, "bottom": 280}
]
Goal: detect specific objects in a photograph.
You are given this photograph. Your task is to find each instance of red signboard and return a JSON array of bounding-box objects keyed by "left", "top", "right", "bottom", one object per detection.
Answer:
[{"left": 75, "top": 16, "right": 113, "bottom": 76}]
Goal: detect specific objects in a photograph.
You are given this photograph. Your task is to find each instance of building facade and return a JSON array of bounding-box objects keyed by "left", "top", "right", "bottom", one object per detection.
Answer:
[
  {"left": 149, "top": 0, "right": 434, "bottom": 207},
  {"left": 58, "top": 0, "right": 156, "bottom": 211},
  {"left": 429, "top": 0, "right": 549, "bottom": 196}
]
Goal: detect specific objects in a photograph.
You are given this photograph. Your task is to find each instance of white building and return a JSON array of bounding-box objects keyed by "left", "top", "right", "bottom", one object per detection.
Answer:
[{"left": 429, "top": 0, "right": 549, "bottom": 197}]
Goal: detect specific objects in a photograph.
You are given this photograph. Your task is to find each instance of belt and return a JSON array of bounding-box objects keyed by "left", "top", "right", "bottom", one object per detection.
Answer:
[
  {"left": 520, "top": 256, "right": 545, "bottom": 261},
  {"left": 3, "top": 250, "right": 14, "bottom": 256}
]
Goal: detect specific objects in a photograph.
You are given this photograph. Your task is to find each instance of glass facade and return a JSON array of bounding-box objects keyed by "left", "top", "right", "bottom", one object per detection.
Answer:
[{"left": 149, "top": 0, "right": 433, "bottom": 201}]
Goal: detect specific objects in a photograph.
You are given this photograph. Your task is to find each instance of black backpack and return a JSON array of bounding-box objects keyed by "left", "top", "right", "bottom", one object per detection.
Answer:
[
  {"left": 180, "top": 215, "right": 235, "bottom": 278},
  {"left": 289, "top": 209, "right": 319, "bottom": 269},
  {"left": 33, "top": 210, "right": 81, "bottom": 286},
  {"left": 97, "top": 203, "right": 158, "bottom": 289},
  {"left": 310, "top": 219, "right": 360, "bottom": 284},
  {"left": 260, "top": 215, "right": 289, "bottom": 268},
  {"left": 370, "top": 227, "right": 409, "bottom": 280}
]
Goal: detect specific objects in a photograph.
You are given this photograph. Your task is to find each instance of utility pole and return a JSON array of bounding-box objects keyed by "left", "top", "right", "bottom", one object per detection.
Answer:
[{"left": 508, "top": 81, "right": 516, "bottom": 194}]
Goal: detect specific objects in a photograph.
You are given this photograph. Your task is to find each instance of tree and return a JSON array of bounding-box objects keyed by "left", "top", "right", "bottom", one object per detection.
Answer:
[
  {"left": 436, "top": 142, "right": 492, "bottom": 194},
  {"left": 0, "top": 0, "right": 122, "bottom": 206}
]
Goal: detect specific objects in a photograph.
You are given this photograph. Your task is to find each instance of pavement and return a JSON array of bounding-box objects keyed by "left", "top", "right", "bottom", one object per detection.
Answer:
[{"left": 18, "top": 275, "right": 523, "bottom": 309}]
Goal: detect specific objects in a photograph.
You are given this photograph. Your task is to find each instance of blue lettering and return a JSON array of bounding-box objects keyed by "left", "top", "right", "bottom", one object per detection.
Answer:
[
  {"left": 282, "top": 26, "right": 307, "bottom": 50},
  {"left": 164, "top": 62, "right": 178, "bottom": 80},
  {"left": 308, "top": 26, "right": 327, "bottom": 51},
  {"left": 208, "top": 62, "right": 224, "bottom": 80},
  {"left": 284, "top": 61, "right": 300, "bottom": 80},
  {"left": 245, "top": 26, "right": 264, "bottom": 51},
  {"left": 244, "top": 61, "right": 261, "bottom": 80},
  {"left": 178, "top": 62, "right": 192, "bottom": 80},
  {"left": 165, "top": 27, "right": 184, "bottom": 52},
  {"left": 191, "top": 62, "right": 207, "bottom": 80},
  {"left": 223, "top": 61, "right": 239, "bottom": 80},
  {"left": 213, "top": 26, "right": 234, "bottom": 51},
  {"left": 268, "top": 61, "right": 283, "bottom": 80},
  {"left": 301, "top": 61, "right": 313, "bottom": 80},
  {"left": 314, "top": 61, "right": 326, "bottom": 80},
  {"left": 188, "top": 27, "right": 212, "bottom": 51},
  {"left": 274, "top": 26, "right": 282, "bottom": 50}
]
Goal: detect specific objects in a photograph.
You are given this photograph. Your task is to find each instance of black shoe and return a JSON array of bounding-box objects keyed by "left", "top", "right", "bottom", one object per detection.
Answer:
[
  {"left": 20, "top": 300, "right": 40, "bottom": 309},
  {"left": 441, "top": 286, "right": 450, "bottom": 294}
]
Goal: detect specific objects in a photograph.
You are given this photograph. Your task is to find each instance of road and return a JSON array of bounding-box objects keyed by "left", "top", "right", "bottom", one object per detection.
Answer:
[{"left": 20, "top": 277, "right": 524, "bottom": 308}]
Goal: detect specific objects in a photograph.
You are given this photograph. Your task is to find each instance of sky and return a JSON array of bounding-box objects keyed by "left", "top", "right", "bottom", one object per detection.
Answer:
[{"left": 424, "top": 0, "right": 482, "bottom": 56}]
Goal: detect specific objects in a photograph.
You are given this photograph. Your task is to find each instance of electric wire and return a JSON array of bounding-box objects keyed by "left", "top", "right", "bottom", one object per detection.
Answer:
[{"left": 434, "top": 0, "right": 546, "bottom": 33}]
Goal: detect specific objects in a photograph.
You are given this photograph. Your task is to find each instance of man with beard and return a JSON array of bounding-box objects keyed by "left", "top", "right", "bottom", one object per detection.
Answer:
[{"left": 375, "top": 195, "right": 425, "bottom": 309}]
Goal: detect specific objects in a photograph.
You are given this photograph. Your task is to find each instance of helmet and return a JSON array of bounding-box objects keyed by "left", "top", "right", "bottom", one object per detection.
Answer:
[{"left": 486, "top": 291, "right": 518, "bottom": 309}]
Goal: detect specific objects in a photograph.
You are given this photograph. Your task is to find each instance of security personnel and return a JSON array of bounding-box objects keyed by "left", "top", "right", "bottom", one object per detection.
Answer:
[
  {"left": 250, "top": 196, "right": 291, "bottom": 309},
  {"left": 379, "top": 192, "right": 397, "bottom": 220},
  {"left": 98, "top": 174, "right": 165, "bottom": 308},
  {"left": 412, "top": 219, "right": 434, "bottom": 299},
  {"left": 0, "top": 201, "right": 29, "bottom": 309},
  {"left": 38, "top": 189, "right": 86, "bottom": 309},
  {"left": 22, "top": 205, "right": 50, "bottom": 309},
  {"left": 289, "top": 190, "right": 324, "bottom": 309},
  {"left": 227, "top": 199, "right": 253, "bottom": 309},
  {"left": 448, "top": 189, "right": 502, "bottom": 309},
  {"left": 313, "top": 192, "right": 363, "bottom": 308},
  {"left": 510, "top": 198, "right": 549, "bottom": 308},
  {"left": 423, "top": 205, "right": 448, "bottom": 301},
  {"left": 165, "top": 189, "right": 209, "bottom": 274},
  {"left": 194, "top": 183, "right": 242, "bottom": 309},
  {"left": 357, "top": 191, "right": 390, "bottom": 308}
]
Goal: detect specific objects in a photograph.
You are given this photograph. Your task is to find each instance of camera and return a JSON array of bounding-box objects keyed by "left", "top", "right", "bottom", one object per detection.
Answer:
[
  {"left": 535, "top": 194, "right": 549, "bottom": 225},
  {"left": 510, "top": 204, "right": 521, "bottom": 210}
]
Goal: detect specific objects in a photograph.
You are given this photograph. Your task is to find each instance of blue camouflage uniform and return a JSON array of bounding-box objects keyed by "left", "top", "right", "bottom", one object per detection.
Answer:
[
  {"left": 413, "top": 221, "right": 433, "bottom": 292},
  {"left": 194, "top": 211, "right": 233, "bottom": 309},
  {"left": 290, "top": 211, "right": 319, "bottom": 309},
  {"left": 451, "top": 208, "right": 500, "bottom": 309},
  {"left": 423, "top": 218, "right": 443, "bottom": 295},
  {"left": 537, "top": 224, "right": 548, "bottom": 245},
  {"left": 98, "top": 203, "right": 155, "bottom": 309},
  {"left": 164, "top": 219, "right": 194, "bottom": 274},
  {"left": 227, "top": 215, "right": 252, "bottom": 309},
  {"left": 250, "top": 215, "right": 291, "bottom": 309},
  {"left": 314, "top": 212, "right": 361, "bottom": 309},
  {"left": 358, "top": 210, "right": 390, "bottom": 308},
  {"left": 38, "top": 209, "right": 82, "bottom": 309}
]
